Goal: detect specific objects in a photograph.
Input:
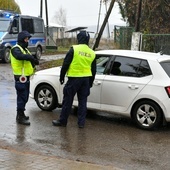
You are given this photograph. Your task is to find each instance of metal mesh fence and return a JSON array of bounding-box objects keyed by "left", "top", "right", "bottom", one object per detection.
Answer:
[
  {"left": 141, "top": 34, "right": 170, "bottom": 55},
  {"left": 114, "top": 26, "right": 134, "bottom": 49}
]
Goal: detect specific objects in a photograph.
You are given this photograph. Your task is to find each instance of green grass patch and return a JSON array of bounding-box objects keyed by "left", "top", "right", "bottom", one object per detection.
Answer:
[
  {"left": 44, "top": 47, "right": 69, "bottom": 55},
  {"left": 38, "top": 59, "right": 64, "bottom": 70}
]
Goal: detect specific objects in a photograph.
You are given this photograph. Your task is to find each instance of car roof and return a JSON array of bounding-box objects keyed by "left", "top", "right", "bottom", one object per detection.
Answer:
[{"left": 95, "top": 50, "right": 170, "bottom": 62}]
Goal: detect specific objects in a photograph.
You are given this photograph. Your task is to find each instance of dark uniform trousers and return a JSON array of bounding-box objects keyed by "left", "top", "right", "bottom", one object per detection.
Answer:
[
  {"left": 14, "top": 76, "right": 30, "bottom": 112},
  {"left": 59, "top": 77, "right": 90, "bottom": 126}
]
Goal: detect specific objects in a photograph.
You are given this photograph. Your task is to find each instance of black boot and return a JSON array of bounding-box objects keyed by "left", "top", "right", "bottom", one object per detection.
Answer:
[
  {"left": 16, "top": 111, "right": 30, "bottom": 125},
  {"left": 23, "top": 112, "right": 29, "bottom": 120},
  {"left": 16, "top": 111, "right": 29, "bottom": 120}
]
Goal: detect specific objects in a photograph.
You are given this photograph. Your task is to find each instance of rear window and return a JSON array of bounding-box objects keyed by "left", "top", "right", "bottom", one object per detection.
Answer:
[{"left": 160, "top": 62, "right": 170, "bottom": 77}]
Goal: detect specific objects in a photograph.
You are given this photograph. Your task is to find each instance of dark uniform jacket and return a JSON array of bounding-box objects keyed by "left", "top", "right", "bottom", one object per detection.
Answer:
[{"left": 60, "top": 34, "right": 96, "bottom": 87}]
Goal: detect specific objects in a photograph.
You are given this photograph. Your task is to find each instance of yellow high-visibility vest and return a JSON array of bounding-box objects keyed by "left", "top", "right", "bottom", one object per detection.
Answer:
[
  {"left": 67, "top": 44, "right": 95, "bottom": 77},
  {"left": 10, "top": 44, "right": 34, "bottom": 76}
]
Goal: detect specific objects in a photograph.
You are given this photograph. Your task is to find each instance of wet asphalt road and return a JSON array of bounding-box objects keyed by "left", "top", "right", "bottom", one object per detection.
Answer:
[{"left": 1, "top": 56, "right": 170, "bottom": 170}]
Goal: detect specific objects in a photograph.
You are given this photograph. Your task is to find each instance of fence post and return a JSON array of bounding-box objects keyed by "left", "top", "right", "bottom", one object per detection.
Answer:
[{"left": 131, "top": 32, "right": 142, "bottom": 51}]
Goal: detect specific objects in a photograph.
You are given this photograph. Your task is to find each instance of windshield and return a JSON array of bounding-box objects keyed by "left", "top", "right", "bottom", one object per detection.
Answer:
[{"left": 0, "top": 19, "right": 11, "bottom": 32}]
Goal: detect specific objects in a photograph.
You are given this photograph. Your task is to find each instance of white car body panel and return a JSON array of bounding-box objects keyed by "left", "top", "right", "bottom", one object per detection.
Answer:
[
  {"left": 100, "top": 75, "right": 153, "bottom": 112},
  {"left": 30, "top": 67, "right": 63, "bottom": 103},
  {"left": 30, "top": 50, "right": 170, "bottom": 126}
]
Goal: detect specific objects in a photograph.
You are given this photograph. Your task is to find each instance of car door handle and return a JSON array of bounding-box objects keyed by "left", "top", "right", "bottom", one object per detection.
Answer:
[
  {"left": 93, "top": 81, "right": 101, "bottom": 86},
  {"left": 128, "top": 84, "right": 139, "bottom": 89}
]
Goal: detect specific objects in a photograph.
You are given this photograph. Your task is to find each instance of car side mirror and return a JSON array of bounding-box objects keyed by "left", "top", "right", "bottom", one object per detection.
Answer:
[{"left": 11, "top": 27, "right": 18, "bottom": 34}]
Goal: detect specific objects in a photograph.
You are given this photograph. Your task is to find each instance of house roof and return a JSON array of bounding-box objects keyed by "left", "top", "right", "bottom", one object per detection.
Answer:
[
  {"left": 47, "top": 23, "right": 65, "bottom": 28},
  {"left": 65, "top": 27, "right": 88, "bottom": 33}
]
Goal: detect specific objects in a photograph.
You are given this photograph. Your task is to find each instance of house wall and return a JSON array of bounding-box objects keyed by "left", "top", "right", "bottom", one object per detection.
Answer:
[{"left": 46, "top": 26, "right": 65, "bottom": 46}]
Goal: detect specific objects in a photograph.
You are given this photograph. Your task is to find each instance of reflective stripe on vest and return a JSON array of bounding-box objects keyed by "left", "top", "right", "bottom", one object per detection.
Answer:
[
  {"left": 10, "top": 44, "right": 34, "bottom": 76},
  {"left": 67, "top": 44, "right": 95, "bottom": 77}
]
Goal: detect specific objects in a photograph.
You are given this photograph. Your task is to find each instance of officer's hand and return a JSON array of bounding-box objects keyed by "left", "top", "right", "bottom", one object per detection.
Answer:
[
  {"left": 34, "top": 58, "right": 39, "bottom": 65},
  {"left": 59, "top": 77, "right": 64, "bottom": 85}
]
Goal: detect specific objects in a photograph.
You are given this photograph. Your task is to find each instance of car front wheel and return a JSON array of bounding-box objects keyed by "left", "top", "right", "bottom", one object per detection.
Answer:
[
  {"left": 35, "top": 46, "right": 42, "bottom": 60},
  {"left": 35, "top": 85, "right": 58, "bottom": 111},
  {"left": 132, "top": 100, "right": 162, "bottom": 130},
  {"left": 2, "top": 48, "right": 10, "bottom": 63}
]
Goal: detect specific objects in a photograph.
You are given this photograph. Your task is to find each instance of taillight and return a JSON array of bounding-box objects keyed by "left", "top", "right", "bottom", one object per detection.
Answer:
[{"left": 165, "top": 86, "right": 170, "bottom": 97}]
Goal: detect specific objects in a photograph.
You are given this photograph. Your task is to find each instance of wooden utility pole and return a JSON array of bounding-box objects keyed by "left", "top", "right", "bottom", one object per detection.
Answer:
[
  {"left": 135, "top": 0, "right": 142, "bottom": 32},
  {"left": 96, "top": 0, "right": 102, "bottom": 34},
  {"left": 45, "top": 0, "right": 49, "bottom": 35},
  {"left": 92, "top": 0, "right": 116, "bottom": 50},
  {"left": 104, "top": 0, "right": 110, "bottom": 39},
  {"left": 40, "top": 0, "right": 43, "bottom": 18},
  {"left": 40, "top": 0, "right": 49, "bottom": 35}
]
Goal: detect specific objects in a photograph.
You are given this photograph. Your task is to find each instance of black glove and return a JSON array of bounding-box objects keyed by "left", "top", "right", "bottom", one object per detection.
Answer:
[
  {"left": 33, "top": 58, "right": 39, "bottom": 65},
  {"left": 59, "top": 77, "right": 64, "bottom": 85}
]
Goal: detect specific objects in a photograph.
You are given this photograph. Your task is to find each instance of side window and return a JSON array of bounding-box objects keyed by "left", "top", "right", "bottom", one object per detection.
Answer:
[
  {"left": 138, "top": 60, "right": 152, "bottom": 77},
  {"left": 110, "top": 56, "right": 141, "bottom": 77},
  {"left": 160, "top": 62, "right": 170, "bottom": 77},
  {"left": 110, "top": 56, "right": 152, "bottom": 77},
  {"left": 110, "top": 61, "right": 122, "bottom": 75},
  {"left": 21, "top": 18, "right": 34, "bottom": 33},
  {"left": 34, "top": 19, "right": 44, "bottom": 33},
  {"left": 96, "top": 55, "right": 111, "bottom": 74}
]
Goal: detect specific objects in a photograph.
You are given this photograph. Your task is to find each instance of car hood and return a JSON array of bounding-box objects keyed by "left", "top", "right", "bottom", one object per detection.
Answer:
[{"left": 35, "top": 66, "right": 61, "bottom": 76}]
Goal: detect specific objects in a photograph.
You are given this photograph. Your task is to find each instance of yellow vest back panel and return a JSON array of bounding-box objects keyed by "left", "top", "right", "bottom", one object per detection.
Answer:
[{"left": 67, "top": 45, "right": 95, "bottom": 77}]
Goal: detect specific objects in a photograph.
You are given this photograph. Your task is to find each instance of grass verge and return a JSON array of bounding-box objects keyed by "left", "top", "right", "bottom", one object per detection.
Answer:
[{"left": 37, "top": 59, "right": 64, "bottom": 71}]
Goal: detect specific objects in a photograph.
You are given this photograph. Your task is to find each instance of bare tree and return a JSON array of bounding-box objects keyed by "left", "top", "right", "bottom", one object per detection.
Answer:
[{"left": 53, "top": 6, "right": 67, "bottom": 26}]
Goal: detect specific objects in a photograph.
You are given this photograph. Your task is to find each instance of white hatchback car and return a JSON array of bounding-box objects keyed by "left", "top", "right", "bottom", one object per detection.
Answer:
[{"left": 30, "top": 50, "right": 170, "bottom": 130}]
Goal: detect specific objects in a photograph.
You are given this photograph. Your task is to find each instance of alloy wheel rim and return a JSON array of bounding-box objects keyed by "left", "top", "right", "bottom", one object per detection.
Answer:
[
  {"left": 38, "top": 89, "right": 53, "bottom": 108},
  {"left": 136, "top": 104, "right": 156, "bottom": 127}
]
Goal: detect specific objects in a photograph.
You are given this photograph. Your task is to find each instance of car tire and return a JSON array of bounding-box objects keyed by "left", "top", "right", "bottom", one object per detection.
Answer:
[
  {"left": 35, "top": 85, "right": 58, "bottom": 111},
  {"left": 35, "top": 46, "right": 42, "bottom": 60},
  {"left": 132, "top": 100, "right": 162, "bottom": 130},
  {"left": 2, "top": 48, "right": 11, "bottom": 63}
]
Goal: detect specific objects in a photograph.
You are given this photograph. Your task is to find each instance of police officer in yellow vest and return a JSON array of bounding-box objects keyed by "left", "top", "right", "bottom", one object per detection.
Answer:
[
  {"left": 52, "top": 31, "right": 96, "bottom": 128},
  {"left": 10, "top": 31, "right": 39, "bottom": 125}
]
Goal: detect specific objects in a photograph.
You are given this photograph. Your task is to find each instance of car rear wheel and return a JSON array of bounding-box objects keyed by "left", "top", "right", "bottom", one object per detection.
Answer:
[
  {"left": 35, "top": 85, "right": 58, "bottom": 111},
  {"left": 132, "top": 100, "right": 162, "bottom": 130}
]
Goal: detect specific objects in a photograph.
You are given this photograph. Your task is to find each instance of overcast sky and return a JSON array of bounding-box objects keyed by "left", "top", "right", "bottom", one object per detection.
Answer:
[{"left": 15, "top": 0, "right": 126, "bottom": 27}]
